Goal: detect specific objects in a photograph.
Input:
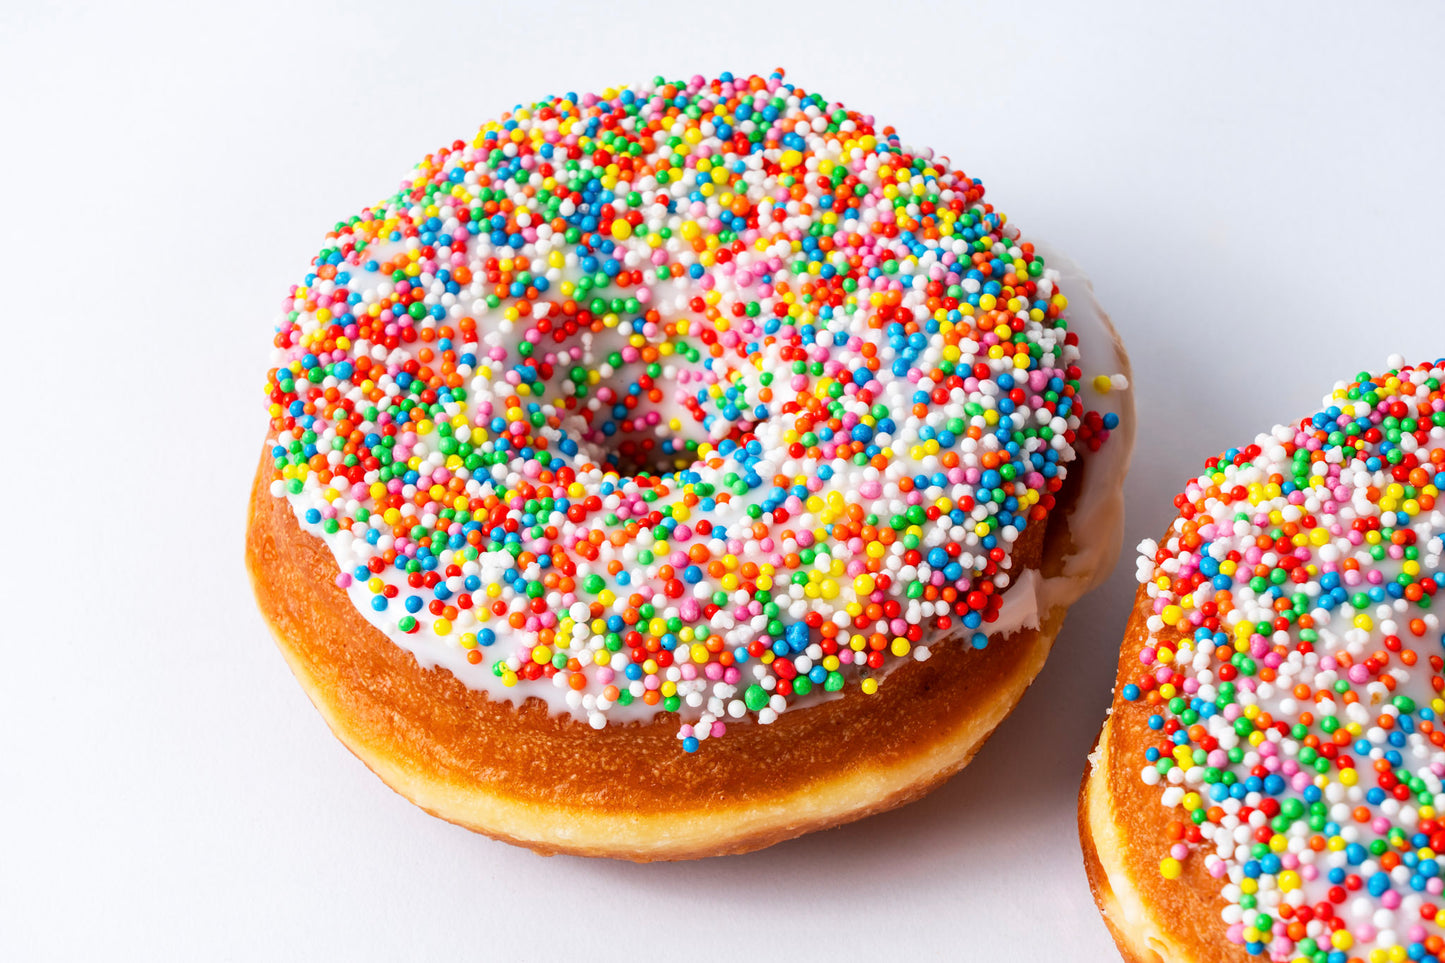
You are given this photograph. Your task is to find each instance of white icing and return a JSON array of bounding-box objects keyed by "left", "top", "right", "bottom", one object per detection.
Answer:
[
  {"left": 1127, "top": 357, "right": 1445, "bottom": 957},
  {"left": 992, "top": 568, "right": 1042, "bottom": 634},
  {"left": 279, "top": 242, "right": 1133, "bottom": 723},
  {"left": 262, "top": 74, "right": 1141, "bottom": 744},
  {"left": 1033, "top": 241, "right": 1135, "bottom": 595}
]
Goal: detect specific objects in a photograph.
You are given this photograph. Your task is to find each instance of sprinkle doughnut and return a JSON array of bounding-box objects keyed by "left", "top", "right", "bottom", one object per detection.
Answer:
[
  {"left": 246, "top": 69, "right": 1133, "bottom": 859},
  {"left": 1083, "top": 357, "right": 1445, "bottom": 961}
]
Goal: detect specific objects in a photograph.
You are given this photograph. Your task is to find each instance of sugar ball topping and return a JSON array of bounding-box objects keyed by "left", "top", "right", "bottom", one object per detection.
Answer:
[
  {"left": 1128, "top": 356, "right": 1445, "bottom": 959},
  {"left": 265, "top": 70, "right": 1121, "bottom": 750}
]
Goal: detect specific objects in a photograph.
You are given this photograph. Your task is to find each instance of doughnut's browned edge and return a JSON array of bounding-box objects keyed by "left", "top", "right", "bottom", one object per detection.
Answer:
[
  {"left": 250, "top": 457, "right": 1075, "bottom": 859},
  {"left": 246, "top": 322, "right": 1133, "bottom": 862},
  {"left": 1080, "top": 578, "right": 1251, "bottom": 962}
]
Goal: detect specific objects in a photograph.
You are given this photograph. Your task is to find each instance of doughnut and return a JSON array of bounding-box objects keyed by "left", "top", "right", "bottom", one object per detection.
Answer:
[
  {"left": 1082, "top": 357, "right": 1445, "bottom": 961},
  {"left": 246, "top": 69, "right": 1134, "bottom": 860}
]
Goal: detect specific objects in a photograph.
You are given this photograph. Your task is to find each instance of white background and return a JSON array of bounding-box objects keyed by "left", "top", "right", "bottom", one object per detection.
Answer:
[{"left": 4, "top": 2, "right": 1443, "bottom": 959}]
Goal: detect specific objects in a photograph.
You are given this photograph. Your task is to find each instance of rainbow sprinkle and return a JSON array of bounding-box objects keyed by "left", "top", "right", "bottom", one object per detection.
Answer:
[
  {"left": 1127, "top": 356, "right": 1445, "bottom": 961},
  {"left": 264, "top": 70, "right": 1121, "bottom": 751}
]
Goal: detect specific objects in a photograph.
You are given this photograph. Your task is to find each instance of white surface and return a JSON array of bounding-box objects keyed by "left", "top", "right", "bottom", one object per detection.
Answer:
[{"left": 3, "top": 2, "right": 1442, "bottom": 959}]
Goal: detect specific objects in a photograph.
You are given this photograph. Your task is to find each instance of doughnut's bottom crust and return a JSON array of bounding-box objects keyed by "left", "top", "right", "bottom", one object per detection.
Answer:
[
  {"left": 1079, "top": 587, "right": 1250, "bottom": 963},
  {"left": 247, "top": 453, "right": 1105, "bottom": 861}
]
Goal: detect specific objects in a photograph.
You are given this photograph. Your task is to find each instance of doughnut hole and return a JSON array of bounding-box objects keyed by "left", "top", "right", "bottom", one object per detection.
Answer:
[{"left": 569, "top": 334, "right": 768, "bottom": 479}]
